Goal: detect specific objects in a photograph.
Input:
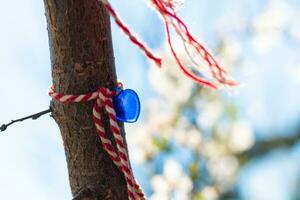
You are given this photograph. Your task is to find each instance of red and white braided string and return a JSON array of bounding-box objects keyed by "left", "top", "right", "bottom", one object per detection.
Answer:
[
  {"left": 100, "top": 0, "right": 162, "bottom": 67},
  {"left": 49, "top": 86, "right": 146, "bottom": 200},
  {"left": 99, "top": 0, "right": 237, "bottom": 89}
]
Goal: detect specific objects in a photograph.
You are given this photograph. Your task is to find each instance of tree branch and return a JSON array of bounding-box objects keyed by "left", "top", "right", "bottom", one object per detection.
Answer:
[
  {"left": 0, "top": 108, "right": 51, "bottom": 132},
  {"left": 43, "top": 0, "right": 129, "bottom": 199},
  {"left": 237, "top": 132, "right": 300, "bottom": 165}
]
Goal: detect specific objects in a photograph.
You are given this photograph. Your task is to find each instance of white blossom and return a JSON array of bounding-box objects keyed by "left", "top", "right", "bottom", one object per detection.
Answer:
[
  {"left": 151, "top": 175, "right": 171, "bottom": 194},
  {"left": 228, "top": 121, "right": 255, "bottom": 153},
  {"left": 251, "top": 0, "right": 292, "bottom": 53},
  {"left": 207, "top": 155, "right": 239, "bottom": 189},
  {"left": 163, "top": 159, "right": 183, "bottom": 185},
  {"left": 201, "top": 186, "right": 219, "bottom": 200},
  {"left": 197, "top": 100, "right": 224, "bottom": 129},
  {"left": 148, "top": 40, "right": 194, "bottom": 104},
  {"left": 151, "top": 159, "right": 193, "bottom": 199},
  {"left": 253, "top": 0, "right": 292, "bottom": 34},
  {"left": 150, "top": 193, "right": 169, "bottom": 200},
  {"left": 219, "top": 37, "right": 241, "bottom": 67}
]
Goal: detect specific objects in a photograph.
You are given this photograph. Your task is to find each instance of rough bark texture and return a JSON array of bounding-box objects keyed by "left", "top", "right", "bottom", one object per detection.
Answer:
[{"left": 43, "top": 1, "right": 129, "bottom": 199}]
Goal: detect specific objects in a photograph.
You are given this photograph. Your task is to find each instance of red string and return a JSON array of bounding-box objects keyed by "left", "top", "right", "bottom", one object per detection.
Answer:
[
  {"left": 102, "top": 0, "right": 162, "bottom": 67},
  {"left": 165, "top": 21, "right": 218, "bottom": 89},
  {"left": 151, "top": 0, "right": 237, "bottom": 88},
  {"left": 100, "top": 0, "right": 237, "bottom": 89}
]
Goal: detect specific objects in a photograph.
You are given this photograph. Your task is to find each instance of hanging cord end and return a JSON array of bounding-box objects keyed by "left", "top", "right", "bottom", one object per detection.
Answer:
[
  {"left": 152, "top": 0, "right": 238, "bottom": 89},
  {"left": 101, "top": 0, "right": 163, "bottom": 68},
  {"left": 155, "top": 58, "right": 163, "bottom": 68}
]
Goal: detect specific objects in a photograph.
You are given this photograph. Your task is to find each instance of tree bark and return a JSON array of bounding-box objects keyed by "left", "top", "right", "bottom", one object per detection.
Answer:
[{"left": 43, "top": 0, "right": 129, "bottom": 199}]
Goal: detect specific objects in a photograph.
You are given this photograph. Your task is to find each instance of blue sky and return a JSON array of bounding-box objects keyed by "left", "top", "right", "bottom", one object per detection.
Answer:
[
  {"left": 0, "top": 0, "right": 70, "bottom": 199},
  {"left": 0, "top": 0, "right": 300, "bottom": 199}
]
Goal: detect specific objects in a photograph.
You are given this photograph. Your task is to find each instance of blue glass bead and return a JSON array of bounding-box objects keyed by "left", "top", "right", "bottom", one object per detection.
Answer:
[{"left": 112, "top": 88, "right": 141, "bottom": 123}]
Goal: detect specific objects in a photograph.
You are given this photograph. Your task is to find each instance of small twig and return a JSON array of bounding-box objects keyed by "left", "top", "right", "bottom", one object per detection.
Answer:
[{"left": 0, "top": 108, "right": 52, "bottom": 132}]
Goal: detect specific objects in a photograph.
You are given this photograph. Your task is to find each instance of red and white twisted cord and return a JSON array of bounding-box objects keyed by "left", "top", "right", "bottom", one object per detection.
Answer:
[
  {"left": 99, "top": 0, "right": 162, "bottom": 67},
  {"left": 49, "top": 86, "right": 145, "bottom": 200},
  {"left": 99, "top": 0, "right": 237, "bottom": 89}
]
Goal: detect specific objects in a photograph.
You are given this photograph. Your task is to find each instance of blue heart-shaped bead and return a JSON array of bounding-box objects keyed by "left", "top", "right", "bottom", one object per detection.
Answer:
[{"left": 112, "top": 89, "right": 141, "bottom": 123}]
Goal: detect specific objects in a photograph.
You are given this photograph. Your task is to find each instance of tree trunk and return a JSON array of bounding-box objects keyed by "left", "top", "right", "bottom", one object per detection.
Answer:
[{"left": 43, "top": 0, "right": 129, "bottom": 199}]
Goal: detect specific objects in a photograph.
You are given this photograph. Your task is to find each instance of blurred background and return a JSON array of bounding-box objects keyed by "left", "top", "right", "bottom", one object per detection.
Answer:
[{"left": 0, "top": 0, "right": 300, "bottom": 199}]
